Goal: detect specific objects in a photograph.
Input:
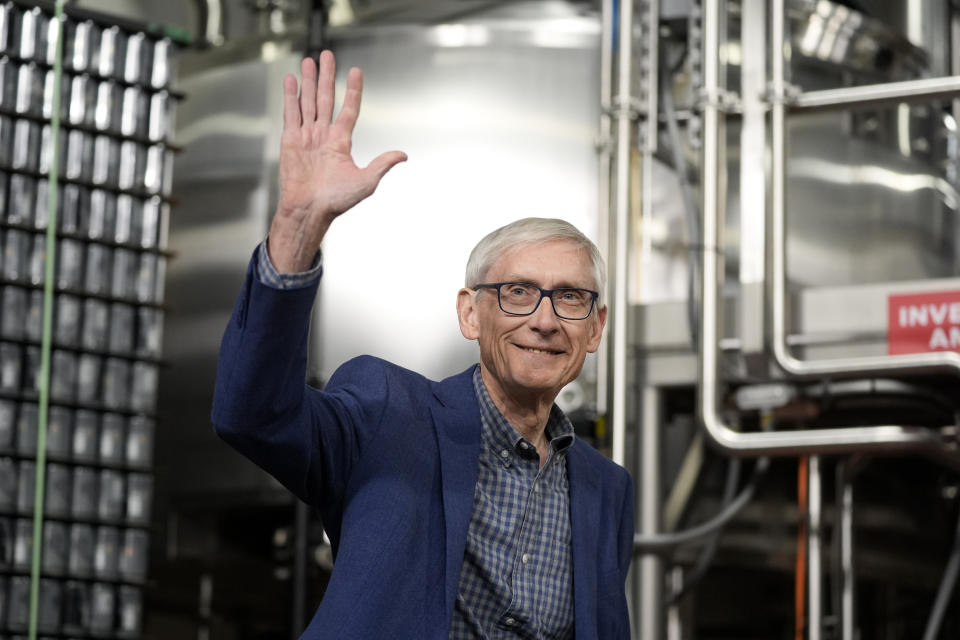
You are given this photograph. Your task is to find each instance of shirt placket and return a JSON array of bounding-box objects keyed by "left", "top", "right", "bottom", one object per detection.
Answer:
[{"left": 498, "top": 447, "right": 553, "bottom": 636}]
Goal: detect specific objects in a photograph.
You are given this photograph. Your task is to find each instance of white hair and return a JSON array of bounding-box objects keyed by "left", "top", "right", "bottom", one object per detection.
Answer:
[{"left": 464, "top": 217, "right": 606, "bottom": 303}]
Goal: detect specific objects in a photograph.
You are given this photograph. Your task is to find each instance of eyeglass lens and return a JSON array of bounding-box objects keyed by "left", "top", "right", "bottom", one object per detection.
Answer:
[{"left": 498, "top": 283, "right": 593, "bottom": 319}]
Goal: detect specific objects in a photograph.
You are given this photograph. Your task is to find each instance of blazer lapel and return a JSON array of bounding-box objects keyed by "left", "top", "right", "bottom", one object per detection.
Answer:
[
  {"left": 430, "top": 366, "right": 482, "bottom": 618},
  {"left": 568, "top": 441, "right": 602, "bottom": 638}
]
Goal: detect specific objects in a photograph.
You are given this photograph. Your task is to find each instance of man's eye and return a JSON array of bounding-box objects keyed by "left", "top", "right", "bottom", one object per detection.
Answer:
[{"left": 507, "top": 286, "right": 532, "bottom": 297}]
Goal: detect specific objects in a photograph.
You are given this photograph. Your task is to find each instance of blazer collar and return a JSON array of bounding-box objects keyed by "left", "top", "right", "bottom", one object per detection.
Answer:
[
  {"left": 430, "top": 365, "right": 483, "bottom": 619},
  {"left": 568, "top": 440, "right": 602, "bottom": 638}
]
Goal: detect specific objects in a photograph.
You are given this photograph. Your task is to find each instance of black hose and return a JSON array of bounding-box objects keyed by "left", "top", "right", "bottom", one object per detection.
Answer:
[
  {"left": 634, "top": 456, "right": 770, "bottom": 553},
  {"left": 665, "top": 455, "right": 742, "bottom": 604}
]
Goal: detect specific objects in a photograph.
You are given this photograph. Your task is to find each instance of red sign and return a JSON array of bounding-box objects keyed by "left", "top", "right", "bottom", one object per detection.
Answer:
[{"left": 888, "top": 290, "right": 960, "bottom": 355}]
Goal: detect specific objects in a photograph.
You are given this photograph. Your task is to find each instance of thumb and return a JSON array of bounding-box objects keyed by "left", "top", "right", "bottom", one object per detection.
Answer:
[{"left": 364, "top": 150, "right": 408, "bottom": 183}]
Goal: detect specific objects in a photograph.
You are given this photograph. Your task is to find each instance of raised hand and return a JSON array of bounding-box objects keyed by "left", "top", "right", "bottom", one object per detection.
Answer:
[{"left": 268, "top": 51, "right": 407, "bottom": 273}]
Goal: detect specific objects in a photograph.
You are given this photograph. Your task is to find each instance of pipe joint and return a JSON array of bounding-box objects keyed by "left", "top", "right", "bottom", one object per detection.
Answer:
[{"left": 696, "top": 87, "right": 742, "bottom": 113}]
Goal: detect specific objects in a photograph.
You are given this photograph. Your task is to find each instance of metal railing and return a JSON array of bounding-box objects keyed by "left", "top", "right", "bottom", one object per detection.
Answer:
[{"left": 698, "top": 0, "right": 960, "bottom": 469}]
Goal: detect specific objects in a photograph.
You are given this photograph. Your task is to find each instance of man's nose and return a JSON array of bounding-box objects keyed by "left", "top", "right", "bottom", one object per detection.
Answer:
[{"left": 528, "top": 294, "right": 561, "bottom": 330}]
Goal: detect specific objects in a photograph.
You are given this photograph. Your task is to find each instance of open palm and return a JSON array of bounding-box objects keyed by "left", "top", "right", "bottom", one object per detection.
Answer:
[{"left": 269, "top": 52, "right": 406, "bottom": 273}]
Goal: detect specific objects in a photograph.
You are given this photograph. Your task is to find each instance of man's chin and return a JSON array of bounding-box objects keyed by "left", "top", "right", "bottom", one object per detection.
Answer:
[{"left": 507, "top": 372, "right": 567, "bottom": 398}]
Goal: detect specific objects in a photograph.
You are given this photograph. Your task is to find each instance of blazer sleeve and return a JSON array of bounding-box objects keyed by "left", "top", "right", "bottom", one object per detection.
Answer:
[{"left": 211, "top": 248, "right": 390, "bottom": 509}]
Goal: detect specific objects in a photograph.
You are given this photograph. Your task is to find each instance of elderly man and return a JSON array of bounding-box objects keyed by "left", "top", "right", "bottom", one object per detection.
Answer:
[{"left": 212, "top": 51, "right": 633, "bottom": 639}]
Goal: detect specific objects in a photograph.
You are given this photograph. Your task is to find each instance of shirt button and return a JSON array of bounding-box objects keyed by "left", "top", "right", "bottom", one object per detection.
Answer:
[
  {"left": 505, "top": 617, "right": 516, "bottom": 626},
  {"left": 500, "top": 449, "right": 510, "bottom": 458},
  {"left": 521, "top": 553, "right": 531, "bottom": 564}
]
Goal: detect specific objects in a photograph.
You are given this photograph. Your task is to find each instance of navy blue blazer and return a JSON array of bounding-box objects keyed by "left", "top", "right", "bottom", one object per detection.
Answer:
[{"left": 212, "top": 252, "right": 635, "bottom": 639}]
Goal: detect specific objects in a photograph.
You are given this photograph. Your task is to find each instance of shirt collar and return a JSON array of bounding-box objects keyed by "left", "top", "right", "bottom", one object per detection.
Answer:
[{"left": 471, "top": 366, "right": 575, "bottom": 461}]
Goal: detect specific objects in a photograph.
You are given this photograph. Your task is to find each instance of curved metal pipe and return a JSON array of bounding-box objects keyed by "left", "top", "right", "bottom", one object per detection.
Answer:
[{"left": 697, "top": 0, "right": 960, "bottom": 470}]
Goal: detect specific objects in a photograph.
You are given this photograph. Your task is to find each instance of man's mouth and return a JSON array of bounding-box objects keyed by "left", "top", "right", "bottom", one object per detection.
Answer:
[{"left": 516, "top": 344, "right": 563, "bottom": 355}]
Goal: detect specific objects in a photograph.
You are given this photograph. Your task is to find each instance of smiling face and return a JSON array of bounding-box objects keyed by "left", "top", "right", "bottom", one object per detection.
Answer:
[{"left": 457, "top": 239, "right": 607, "bottom": 409}]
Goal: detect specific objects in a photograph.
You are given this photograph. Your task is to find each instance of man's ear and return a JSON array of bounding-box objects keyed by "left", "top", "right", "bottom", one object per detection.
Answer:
[
  {"left": 586, "top": 304, "right": 607, "bottom": 353},
  {"left": 457, "top": 288, "right": 480, "bottom": 340}
]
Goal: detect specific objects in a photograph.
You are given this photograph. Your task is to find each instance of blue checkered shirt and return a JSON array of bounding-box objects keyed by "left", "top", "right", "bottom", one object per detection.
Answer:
[
  {"left": 448, "top": 367, "right": 575, "bottom": 639},
  {"left": 256, "top": 245, "right": 576, "bottom": 637}
]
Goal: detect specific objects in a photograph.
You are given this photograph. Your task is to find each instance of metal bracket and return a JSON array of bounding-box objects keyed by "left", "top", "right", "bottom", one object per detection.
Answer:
[
  {"left": 594, "top": 132, "right": 614, "bottom": 154},
  {"left": 765, "top": 81, "right": 802, "bottom": 105},
  {"left": 697, "top": 87, "right": 742, "bottom": 113},
  {"left": 609, "top": 95, "right": 645, "bottom": 120}
]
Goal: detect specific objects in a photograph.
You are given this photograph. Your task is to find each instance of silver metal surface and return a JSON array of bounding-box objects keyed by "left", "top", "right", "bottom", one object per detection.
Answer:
[
  {"left": 610, "top": 0, "right": 634, "bottom": 468},
  {"left": 639, "top": 2, "right": 956, "bottom": 307},
  {"left": 808, "top": 455, "right": 822, "bottom": 640},
  {"left": 200, "top": 0, "right": 226, "bottom": 46},
  {"left": 666, "top": 567, "right": 685, "bottom": 640},
  {"left": 698, "top": 0, "right": 727, "bottom": 454},
  {"left": 641, "top": 0, "right": 659, "bottom": 154},
  {"left": 164, "top": 48, "right": 298, "bottom": 499},
  {"left": 791, "top": 76, "right": 960, "bottom": 112},
  {"left": 595, "top": 0, "right": 613, "bottom": 418},
  {"left": 738, "top": 0, "right": 767, "bottom": 373},
  {"left": 841, "top": 473, "right": 855, "bottom": 640},
  {"left": 638, "top": 385, "right": 663, "bottom": 640},
  {"left": 771, "top": 16, "right": 960, "bottom": 380},
  {"left": 790, "top": 0, "right": 926, "bottom": 74},
  {"left": 697, "top": 0, "right": 960, "bottom": 467}
]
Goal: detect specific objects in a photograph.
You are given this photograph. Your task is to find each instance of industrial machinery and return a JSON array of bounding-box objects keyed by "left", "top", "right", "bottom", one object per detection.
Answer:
[
  {"left": 612, "top": 0, "right": 960, "bottom": 638},
  {"left": 71, "top": 0, "right": 960, "bottom": 637},
  {"left": 0, "top": 1, "right": 180, "bottom": 638}
]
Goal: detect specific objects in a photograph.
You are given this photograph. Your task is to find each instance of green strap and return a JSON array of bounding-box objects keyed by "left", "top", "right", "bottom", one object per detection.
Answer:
[{"left": 29, "top": 2, "right": 66, "bottom": 638}]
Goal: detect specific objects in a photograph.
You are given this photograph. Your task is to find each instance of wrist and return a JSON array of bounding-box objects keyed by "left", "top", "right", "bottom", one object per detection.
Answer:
[{"left": 268, "top": 209, "right": 331, "bottom": 274}]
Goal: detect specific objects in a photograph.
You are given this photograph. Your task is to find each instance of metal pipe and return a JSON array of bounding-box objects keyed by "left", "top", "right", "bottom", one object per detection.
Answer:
[
  {"left": 637, "top": 8, "right": 659, "bottom": 563},
  {"left": 808, "top": 456, "right": 822, "bottom": 640},
  {"left": 696, "top": 0, "right": 960, "bottom": 470},
  {"left": 840, "top": 473, "right": 855, "bottom": 640},
  {"left": 596, "top": 0, "right": 613, "bottom": 419},
  {"left": 953, "top": 5, "right": 960, "bottom": 148},
  {"left": 610, "top": 0, "right": 634, "bottom": 467},
  {"left": 699, "top": 0, "right": 725, "bottom": 453},
  {"left": 667, "top": 567, "right": 684, "bottom": 640},
  {"left": 642, "top": 0, "right": 659, "bottom": 155},
  {"left": 639, "top": 385, "right": 663, "bottom": 640},
  {"left": 292, "top": 501, "right": 309, "bottom": 638},
  {"left": 738, "top": 0, "right": 767, "bottom": 372},
  {"left": 790, "top": 76, "right": 960, "bottom": 113},
  {"left": 195, "top": 0, "right": 225, "bottom": 47}
]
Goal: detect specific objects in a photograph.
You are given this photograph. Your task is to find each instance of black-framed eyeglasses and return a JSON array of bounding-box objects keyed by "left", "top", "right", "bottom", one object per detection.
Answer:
[{"left": 473, "top": 282, "right": 599, "bottom": 320}]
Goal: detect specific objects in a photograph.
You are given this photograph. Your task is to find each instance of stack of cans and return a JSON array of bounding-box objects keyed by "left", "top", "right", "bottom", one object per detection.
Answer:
[{"left": 0, "top": 2, "right": 179, "bottom": 638}]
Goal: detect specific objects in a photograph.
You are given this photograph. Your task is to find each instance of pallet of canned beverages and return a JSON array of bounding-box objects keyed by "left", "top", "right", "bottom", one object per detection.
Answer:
[{"left": 0, "top": 1, "right": 183, "bottom": 637}]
